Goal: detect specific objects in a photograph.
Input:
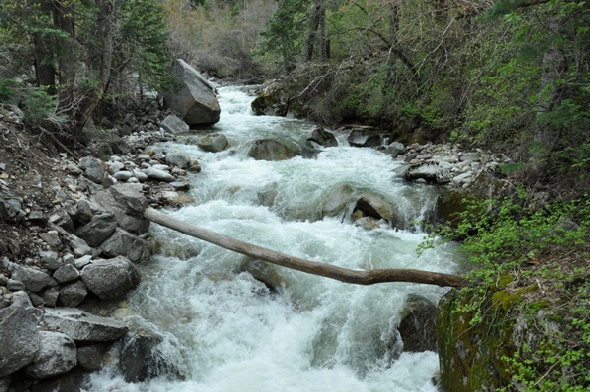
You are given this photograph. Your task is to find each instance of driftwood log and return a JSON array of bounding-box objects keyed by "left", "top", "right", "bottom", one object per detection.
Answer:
[{"left": 144, "top": 208, "right": 465, "bottom": 287}]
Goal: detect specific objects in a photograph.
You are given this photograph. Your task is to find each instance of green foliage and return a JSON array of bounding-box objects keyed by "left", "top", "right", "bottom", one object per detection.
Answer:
[
  {"left": 21, "top": 85, "right": 65, "bottom": 125},
  {"left": 257, "top": 0, "right": 309, "bottom": 71},
  {"left": 0, "top": 78, "right": 15, "bottom": 102},
  {"left": 426, "top": 192, "right": 590, "bottom": 390}
]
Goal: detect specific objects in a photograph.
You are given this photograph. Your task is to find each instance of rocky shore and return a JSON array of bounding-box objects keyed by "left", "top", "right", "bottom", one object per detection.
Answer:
[{"left": 0, "top": 103, "right": 203, "bottom": 390}]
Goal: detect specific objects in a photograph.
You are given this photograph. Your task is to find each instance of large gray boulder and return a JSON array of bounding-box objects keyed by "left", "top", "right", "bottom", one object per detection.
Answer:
[
  {"left": 100, "top": 228, "right": 151, "bottom": 263},
  {"left": 307, "top": 127, "right": 338, "bottom": 148},
  {"left": 25, "top": 331, "right": 77, "bottom": 379},
  {"left": 250, "top": 79, "right": 291, "bottom": 117},
  {"left": 161, "top": 114, "right": 189, "bottom": 135},
  {"left": 0, "top": 292, "right": 42, "bottom": 377},
  {"left": 348, "top": 128, "right": 381, "bottom": 148},
  {"left": 248, "top": 139, "right": 297, "bottom": 161},
  {"left": 80, "top": 256, "right": 140, "bottom": 300},
  {"left": 75, "top": 213, "right": 118, "bottom": 247},
  {"left": 7, "top": 262, "right": 57, "bottom": 292},
  {"left": 91, "top": 189, "right": 149, "bottom": 235},
  {"left": 197, "top": 133, "right": 228, "bottom": 153},
  {"left": 163, "top": 59, "right": 220, "bottom": 125},
  {"left": 43, "top": 308, "right": 127, "bottom": 342},
  {"left": 78, "top": 156, "right": 106, "bottom": 184}
]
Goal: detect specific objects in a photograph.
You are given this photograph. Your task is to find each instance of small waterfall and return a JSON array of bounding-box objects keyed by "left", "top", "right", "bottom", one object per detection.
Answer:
[{"left": 88, "top": 85, "right": 457, "bottom": 392}]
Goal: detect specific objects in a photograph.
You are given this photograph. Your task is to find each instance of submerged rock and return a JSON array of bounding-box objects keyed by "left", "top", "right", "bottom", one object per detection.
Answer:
[
  {"left": 248, "top": 139, "right": 297, "bottom": 161},
  {"left": 197, "top": 133, "right": 229, "bottom": 153},
  {"left": 307, "top": 127, "right": 338, "bottom": 148},
  {"left": 398, "top": 295, "right": 437, "bottom": 353},
  {"left": 120, "top": 333, "right": 183, "bottom": 383}
]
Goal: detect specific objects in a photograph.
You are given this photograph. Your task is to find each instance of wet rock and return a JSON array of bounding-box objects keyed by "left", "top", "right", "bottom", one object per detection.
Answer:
[
  {"left": 240, "top": 258, "right": 283, "bottom": 293},
  {"left": 100, "top": 228, "right": 152, "bottom": 263},
  {"left": 26, "top": 368, "right": 89, "bottom": 392},
  {"left": 0, "top": 292, "right": 42, "bottom": 377},
  {"left": 80, "top": 256, "right": 140, "bottom": 300},
  {"left": 77, "top": 344, "right": 108, "bottom": 371},
  {"left": 197, "top": 133, "right": 229, "bottom": 153},
  {"left": 7, "top": 263, "right": 57, "bottom": 292},
  {"left": 353, "top": 193, "right": 395, "bottom": 224},
  {"left": 385, "top": 141, "right": 405, "bottom": 157},
  {"left": 78, "top": 156, "right": 105, "bottom": 184},
  {"left": 248, "top": 139, "right": 297, "bottom": 161},
  {"left": 165, "top": 153, "right": 191, "bottom": 169},
  {"left": 251, "top": 79, "right": 291, "bottom": 117},
  {"left": 43, "top": 308, "right": 128, "bottom": 342},
  {"left": 59, "top": 281, "right": 88, "bottom": 307},
  {"left": 161, "top": 114, "right": 190, "bottom": 134},
  {"left": 307, "top": 127, "right": 337, "bottom": 148},
  {"left": 146, "top": 167, "right": 175, "bottom": 182},
  {"left": 322, "top": 184, "right": 355, "bottom": 217},
  {"left": 163, "top": 59, "right": 220, "bottom": 125},
  {"left": 25, "top": 331, "right": 77, "bottom": 379},
  {"left": 398, "top": 295, "right": 438, "bottom": 352},
  {"left": 75, "top": 213, "right": 118, "bottom": 247},
  {"left": 53, "top": 264, "right": 79, "bottom": 283},
  {"left": 120, "top": 333, "right": 182, "bottom": 383},
  {"left": 348, "top": 129, "right": 381, "bottom": 148}
]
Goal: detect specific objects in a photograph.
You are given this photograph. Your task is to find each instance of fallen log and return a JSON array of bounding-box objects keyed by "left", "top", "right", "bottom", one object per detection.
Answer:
[{"left": 144, "top": 208, "right": 465, "bottom": 287}]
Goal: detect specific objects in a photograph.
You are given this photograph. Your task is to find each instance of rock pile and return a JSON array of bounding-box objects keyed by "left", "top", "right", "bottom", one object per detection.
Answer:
[{"left": 0, "top": 106, "right": 198, "bottom": 388}]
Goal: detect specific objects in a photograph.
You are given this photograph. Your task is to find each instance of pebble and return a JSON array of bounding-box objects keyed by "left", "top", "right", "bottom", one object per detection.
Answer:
[
  {"left": 0, "top": 162, "right": 5, "bottom": 171},
  {"left": 114, "top": 171, "right": 133, "bottom": 181}
]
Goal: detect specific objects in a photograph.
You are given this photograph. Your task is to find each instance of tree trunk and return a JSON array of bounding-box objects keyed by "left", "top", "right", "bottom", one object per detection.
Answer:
[
  {"left": 76, "top": 0, "right": 114, "bottom": 128},
  {"left": 304, "top": 0, "right": 324, "bottom": 62},
  {"left": 33, "top": 0, "right": 56, "bottom": 93},
  {"left": 53, "top": 0, "right": 76, "bottom": 112},
  {"left": 144, "top": 208, "right": 465, "bottom": 287}
]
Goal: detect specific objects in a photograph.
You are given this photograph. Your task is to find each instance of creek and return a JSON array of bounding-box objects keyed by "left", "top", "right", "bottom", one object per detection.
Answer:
[{"left": 88, "top": 85, "right": 458, "bottom": 392}]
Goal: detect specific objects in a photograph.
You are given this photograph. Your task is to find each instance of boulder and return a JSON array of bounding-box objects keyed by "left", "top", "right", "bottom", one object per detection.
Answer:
[
  {"left": 69, "top": 199, "right": 93, "bottom": 224},
  {"left": 240, "top": 257, "right": 284, "bottom": 293},
  {"left": 78, "top": 156, "right": 105, "bottom": 184},
  {"left": 307, "top": 127, "right": 338, "bottom": 148},
  {"left": 69, "top": 235, "right": 92, "bottom": 257},
  {"left": 348, "top": 129, "right": 381, "bottom": 148},
  {"left": 120, "top": 333, "right": 182, "bottom": 383},
  {"left": 91, "top": 190, "right": 149, "bottom": 235},
  {"left": 77, "top": 344, "right": 108, "bottom": 371},
  {"left": 43, "top": 288, "right": 60, "bottom": 308},
  {"left": 404, "top": 163, "right": 450, "bottom": 184},
  {"left": 165, "top": 153, "right": 191, "bottom": 169},
  {"left": 322, "top": 184, "right": 356, "bottom": 218},
  {"left": 25, "top": 331, "right": 77, "bottom": 379},
  {"left": 145, "top": 167, "right": 175, "bottom": 182},
  {"left": 248, "top": 139, "right": 297, "bottom": 161},
  {"left": 39, "top": 250, "right": 62, "bottom": 271},
  {"left": 108, "top": 183, "right": 147, "bottom": 215},
  {"left": 43, "top": 308, "right": 128, "bottom": 342},
  {"left": 59, "top": 281, "right": 88, "bottom": 307},
  {"left": 352, "top": 194, "right": 395, "bottom": 224},
  {"left": 398, "top": 295, "right": 438, "bottom": 352},
  {"left": 0, "top": 292, "right": 42, "bottom": 377},
  {"left": 100, "top": 228, "right": 152, "bottom": 263},
  {"left": 197, "top": 133, "right": 228, "bottom": 153},
  {"left": 80, "top": 256, "right": 140, "bottom": 300},
  {"left": 163, "top": 59, "right": 220, "bottom": 125},
  {"left": 53, "top": 264, "right": 79, "bottom": 283},
  {"left": 250, "top": 80, "right": 290, "bottom": 117},
  {"left": 7, "top": 262, "right": 57, "bottom": 292},
  {"left": 75, "top": 213, "right": 118, "bottom": 247},
  {"left": 161, "top": 114, "right": 189, "bottom": 134},
  {"left": 385, "top": 141, "right": 406, "bottom": 157}
]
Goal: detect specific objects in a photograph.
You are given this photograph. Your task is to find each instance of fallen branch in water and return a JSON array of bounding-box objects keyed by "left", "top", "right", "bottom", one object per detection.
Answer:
[{"left": 144, "top": 208, "right": 465, "bottom": 287}]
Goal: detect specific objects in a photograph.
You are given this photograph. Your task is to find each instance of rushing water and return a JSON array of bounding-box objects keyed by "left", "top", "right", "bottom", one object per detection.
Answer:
[{"left": 88, "top": 86, "right": 458, "bottom": 392}]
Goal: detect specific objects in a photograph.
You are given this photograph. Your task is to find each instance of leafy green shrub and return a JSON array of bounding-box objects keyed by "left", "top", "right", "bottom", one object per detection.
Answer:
[
  {"left": 0, "top": 78, "right": 16, "bottom": 103},
  {"left": 21, "top": 86, "right": 65, "bottom": 125}
]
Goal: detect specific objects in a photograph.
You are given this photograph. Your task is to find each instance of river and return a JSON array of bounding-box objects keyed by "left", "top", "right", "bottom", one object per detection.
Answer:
[{"left": 88, "top": 85, "right": 458, "bottom": 392}]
